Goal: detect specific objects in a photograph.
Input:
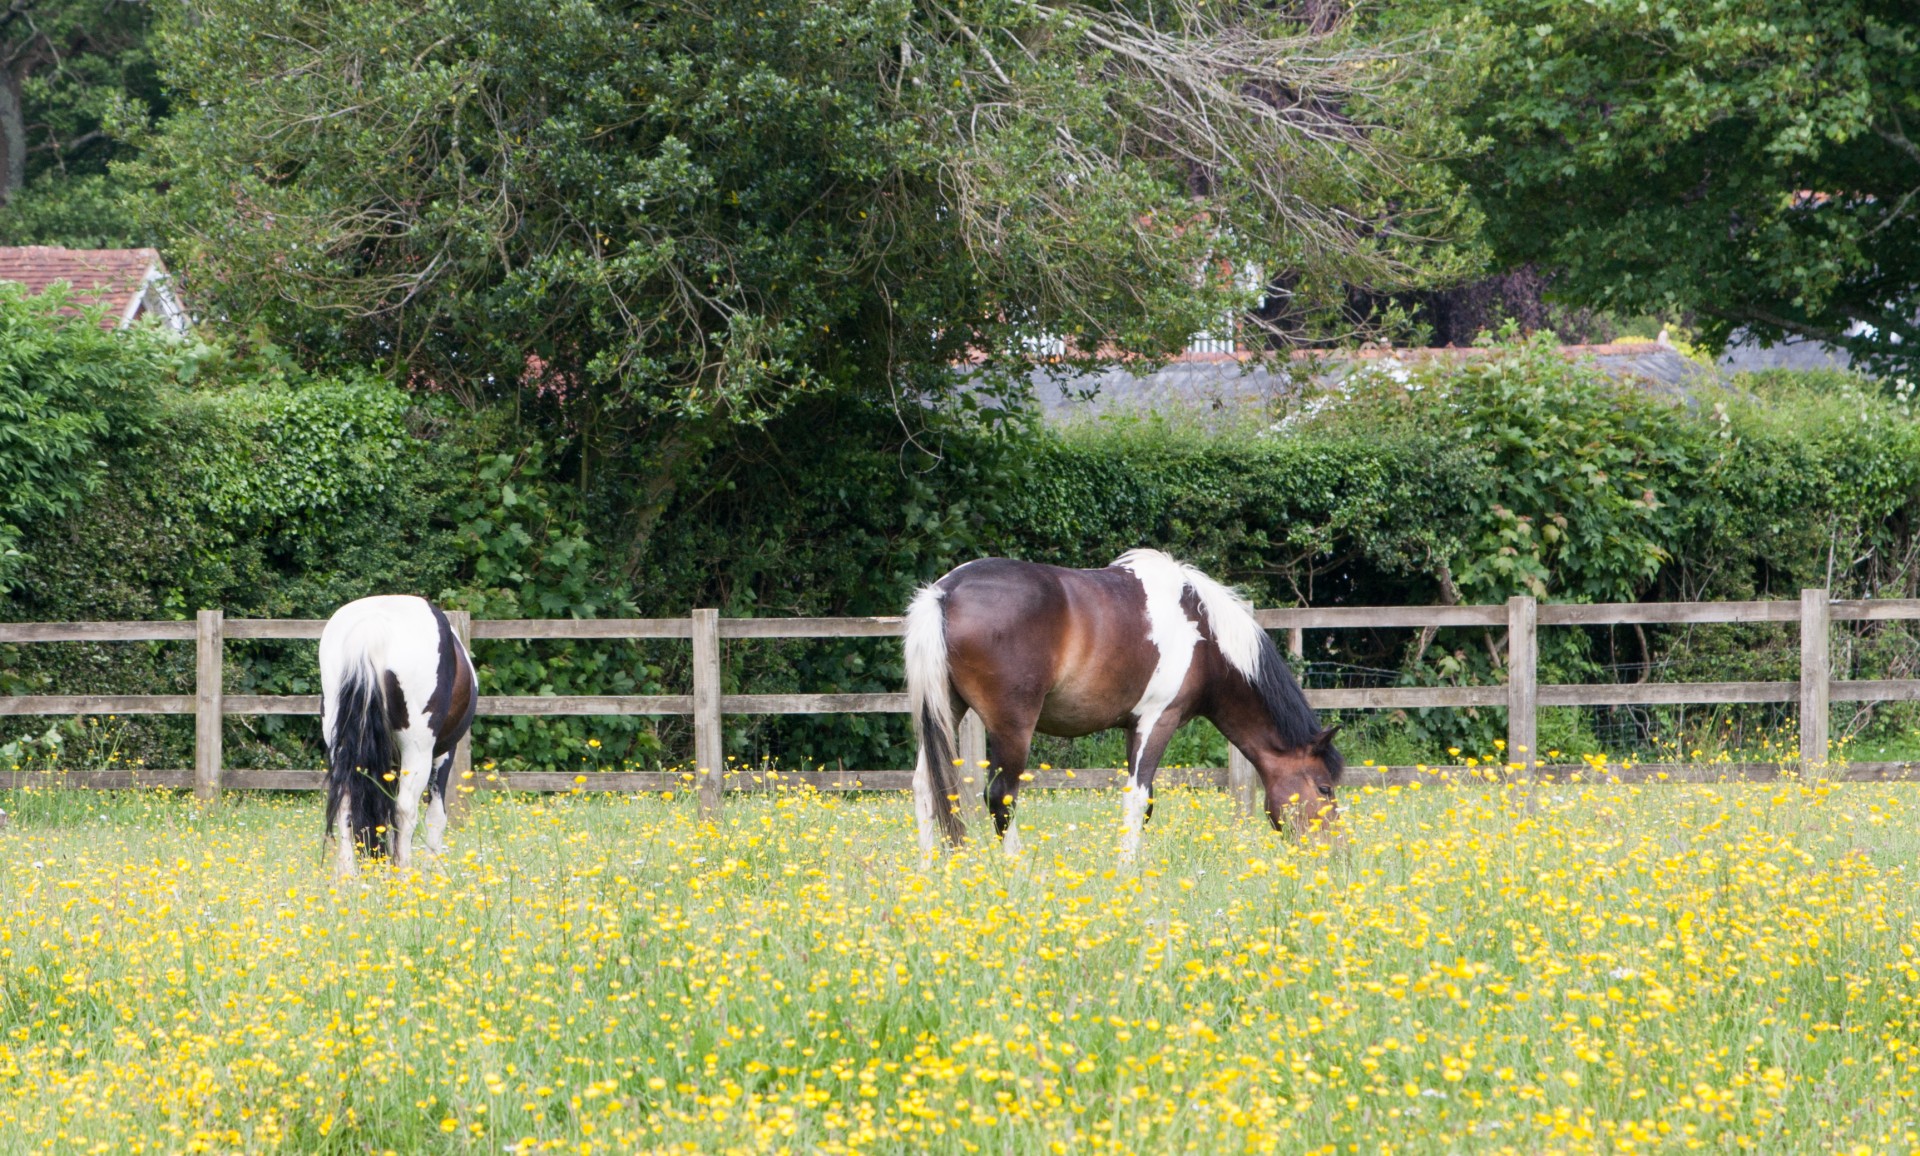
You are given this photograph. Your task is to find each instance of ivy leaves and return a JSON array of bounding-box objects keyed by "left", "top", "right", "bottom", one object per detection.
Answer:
[
  {"left": 444, "top": 434, "right": 666, "bottom": 772},
  {"left": 189, "top": 374, "right": 414, "bottom": 542},
  {"left": 448, "top": 437, "right": 620, "bottom": 622}
]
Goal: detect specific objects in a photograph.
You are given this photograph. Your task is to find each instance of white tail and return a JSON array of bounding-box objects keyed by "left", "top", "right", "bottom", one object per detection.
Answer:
[
  {"left": 905, "top": 584, "right": 953, "bottom": 749},
  {"left": 904, "top": 583, "right": 966, "bottom": 847}
]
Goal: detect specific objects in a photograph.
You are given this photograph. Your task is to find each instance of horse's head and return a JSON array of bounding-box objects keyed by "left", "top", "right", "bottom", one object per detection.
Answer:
[{"left": 1258, "top": 725, "right": 1343, "bottom": 836}]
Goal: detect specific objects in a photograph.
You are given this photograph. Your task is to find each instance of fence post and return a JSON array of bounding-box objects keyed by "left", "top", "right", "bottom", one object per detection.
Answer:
[
  {"left": 1227, "top": 746, "right": 1259, "bottom": 819},
  {"left": 958, "top": 709, "right": 992, "bottom": 831},
  {"left": 692, "top": 609, "right": 723, "bottom": 820},
  {"left": 1800, "top": 588, "right": 1831, "bottom": 772},
  {"left": 1288, "top": 627, "right": 1304, "bottom": 660},
  {"left": 1506, "top": 595, "right": 1537, "bottom": 780},
  {"left": 446, "top": 610, "right": 473, "bottom": 827},
  {"left": 194, "top": 609, "right": 223, "bottom": 803}
]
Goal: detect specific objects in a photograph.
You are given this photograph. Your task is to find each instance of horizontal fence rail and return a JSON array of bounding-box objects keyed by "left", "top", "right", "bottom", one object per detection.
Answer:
[
  {"left": 17, "top": 761, "right": 1920, "bottom": 797},
  {"left": 5, "top": 589, "right": 1920, "bottom": 810}
]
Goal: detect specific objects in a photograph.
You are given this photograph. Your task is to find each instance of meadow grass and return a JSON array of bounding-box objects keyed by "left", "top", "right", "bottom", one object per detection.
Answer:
[{"left": 3, "top": 776, "right": 1920, "bottom": 1154}]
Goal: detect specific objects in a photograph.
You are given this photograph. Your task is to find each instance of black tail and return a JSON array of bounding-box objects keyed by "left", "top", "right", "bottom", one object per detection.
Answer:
[
  {"left": 324, "top": 663, "right": 396, "bottom": 857},
  {"left": 919, "top": 702, "right": 968, "bottom": 846}
]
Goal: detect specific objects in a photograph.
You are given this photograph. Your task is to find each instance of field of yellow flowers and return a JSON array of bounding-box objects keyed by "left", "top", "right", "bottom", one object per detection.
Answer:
[{"left": 3, "top": 776, "right": 1920, "bottom": 1154}]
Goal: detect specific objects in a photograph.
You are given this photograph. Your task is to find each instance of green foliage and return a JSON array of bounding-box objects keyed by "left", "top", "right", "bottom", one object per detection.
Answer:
[
  {"left": 188, "top": 373, "right": 415, "bottom": 539},
  {"left": 0, "top": 284, "right": 169, "bottom": 590},
  {"left": 628, "top": 390, "right": 1487, "bottom": 768},
  {"left": 445, "top": 430, "right": 670, "bottom": 773},
  {"left": 630, "top": 398, "right": 1025, "bottom": 769},
  {"left": 0, "top": 323, "right": 469, "bottom": 770},
  {"left": 1314, "top": 333, "right": 1717, "bottom": 605},
  {"left": 11, "top": 325, "right": 1920, "bottom": 773},
  {"left": 451, "top": 434, "right": 630, "bottom": 622},
  {"left": 1001, "top": 417, "right": 1483, "bottom": 593},
  {"left": 0, "top": 0, "right": 163, "bottom": 246},
  {"left": 1416, "top": 0, "right": 1920, "bottom": 375},
  {"left": 136, "top": 0, "right": 1471, "bottom": 439},
  {"left": 0, "top": 174, "right": 150, "bottom": 249}
]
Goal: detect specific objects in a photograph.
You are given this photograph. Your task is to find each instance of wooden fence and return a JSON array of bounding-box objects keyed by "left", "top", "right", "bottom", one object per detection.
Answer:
[{"left": 5, "top": 590, "right": 1920, "bottom": 817}]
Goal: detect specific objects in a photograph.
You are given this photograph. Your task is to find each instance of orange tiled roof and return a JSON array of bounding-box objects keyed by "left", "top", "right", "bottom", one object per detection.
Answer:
[{"left": 0, "top": 245, "right": 175, "bottom": 329}]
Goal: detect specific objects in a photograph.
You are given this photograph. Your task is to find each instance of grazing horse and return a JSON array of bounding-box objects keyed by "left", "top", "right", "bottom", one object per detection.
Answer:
[
  {"left": 320, "top": 595, "right": 476, "bottom": 874},
  {"left": 905, "top": 550, "right": 1342, "bottom": 858}
]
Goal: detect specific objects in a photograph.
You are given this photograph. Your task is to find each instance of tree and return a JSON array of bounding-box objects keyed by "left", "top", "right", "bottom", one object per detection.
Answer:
[
  {"left": 0, "top": 0, "right": 162, "bottom": 246},
  {"left": 134, "top": 0, "right": 1473, "bottom": 543},
  {"left": 1424, "top": 0, "right": 1920, "bottom": 374}
]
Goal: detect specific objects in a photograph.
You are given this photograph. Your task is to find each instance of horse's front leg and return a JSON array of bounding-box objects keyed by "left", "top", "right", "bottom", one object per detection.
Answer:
[
  {"left": 422, "top": 752, "right": 453, "bottom": 858},
  {"left": 1120, "top": 716, "right": 1181, "bottom": 863},
  {"left": 391, "top": 732, "right": 436, "bottom": 871}
]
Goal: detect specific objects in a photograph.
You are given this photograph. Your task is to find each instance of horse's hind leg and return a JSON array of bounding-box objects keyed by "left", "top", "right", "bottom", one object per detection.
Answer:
[
  {"left": 912, "top": 745, "right": 940, "bottom": 864},
  {"left": 423, "top": 751, "right": 453, "bottom": 857},
  {"left": 331, "top": 786, "right": 359, "bottom": 878},
  {"left": 984, "top": 723, "right": 1037, "bottom": 858},
  {"left": 392, "top": 730, "right": 436, "bottom": 871}
]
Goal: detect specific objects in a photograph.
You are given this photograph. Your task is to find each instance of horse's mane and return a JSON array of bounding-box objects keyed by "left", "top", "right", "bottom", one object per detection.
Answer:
[
  {"left": 1246, "top": 628, "right": 1342, "bottom": 780},
  {"left": 1122, "top": 550, "right": 1342, "bottom": 781}
]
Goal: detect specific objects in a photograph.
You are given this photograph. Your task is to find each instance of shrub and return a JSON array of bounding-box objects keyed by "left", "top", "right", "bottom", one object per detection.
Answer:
[{"left": 8, "top": 322, "right": 1918, "bottom": 772}]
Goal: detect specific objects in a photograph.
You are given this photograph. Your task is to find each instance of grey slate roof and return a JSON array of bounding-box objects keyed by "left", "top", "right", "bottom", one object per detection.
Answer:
[
  {"left": 1027, "top": 341, "right": 1723, "bottom": 421},
  {"left": 1717, "top": 331, "right": 1853, "bottom": 373}
]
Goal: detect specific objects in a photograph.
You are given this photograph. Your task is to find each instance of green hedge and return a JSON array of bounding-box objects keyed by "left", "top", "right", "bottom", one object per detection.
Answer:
[
  {"left": 1, "top": 354, "right": 467, "bottom": 772},
  {"left": 627, "top": 340, "right": 1920, "bottom": 765},
  {"left": 5, "top": 313, "right": 1917, "bottom": 773}
]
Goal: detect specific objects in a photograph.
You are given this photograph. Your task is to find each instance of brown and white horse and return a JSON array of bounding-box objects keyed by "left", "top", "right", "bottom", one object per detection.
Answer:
[
  {"left": 906, "top": 550, "right": 1342, "bottom": 858},
  {"left": 320, "top": 595, "right": 477, "bottom": 874}
]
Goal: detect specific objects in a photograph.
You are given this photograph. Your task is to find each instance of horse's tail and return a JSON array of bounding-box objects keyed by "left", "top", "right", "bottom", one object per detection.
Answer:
[
  {"left": 324, "top": 649, "right": 396, "bottom": 857},
  {"left": 905, "top": 583, "right": 967, "bottom": 845}
]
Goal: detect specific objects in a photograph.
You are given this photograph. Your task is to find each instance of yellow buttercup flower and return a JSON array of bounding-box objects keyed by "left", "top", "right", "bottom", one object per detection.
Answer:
[{"left": 1, "top": 766, "right": 1915, "bottom": 1151}]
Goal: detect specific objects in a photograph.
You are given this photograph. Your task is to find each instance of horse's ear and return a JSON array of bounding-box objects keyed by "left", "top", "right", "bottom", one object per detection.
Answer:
[{"left": 1311, "top": 725, "right": 1341, "bottom": 753}]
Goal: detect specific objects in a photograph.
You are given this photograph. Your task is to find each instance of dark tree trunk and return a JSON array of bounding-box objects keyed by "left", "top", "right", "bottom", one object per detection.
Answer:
[
  {"left": 618, "top": 412, "right": 727, "bottom": 581},
  {"left": 0, "top": 69, "right": 23, "bottom": 204}
]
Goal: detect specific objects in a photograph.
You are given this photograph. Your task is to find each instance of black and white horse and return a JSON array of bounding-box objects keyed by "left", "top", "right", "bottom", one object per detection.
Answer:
[
  {"left": 906, "top": 550, "right": 1342, "bottom": 859},
  {"left": 320, "top": 595, "right": 476, "bottom": 874}
]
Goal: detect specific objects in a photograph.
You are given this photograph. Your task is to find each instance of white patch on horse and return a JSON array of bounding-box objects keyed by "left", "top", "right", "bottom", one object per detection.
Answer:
[
  {"left": 1114, "top": 550, "right": 1203, "bottom": 858},
  {"left": 1115, "top": 550, "right": 1203, "bottom": 755},
  {"left": 424, "top": 766, "right": 449, "bottom": 858},
  {"left": 332, "top": 803, "right": 358, "bottom": 877},
  {"left": 391, "top": 727, "right": 436, "bottom": 869}
]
